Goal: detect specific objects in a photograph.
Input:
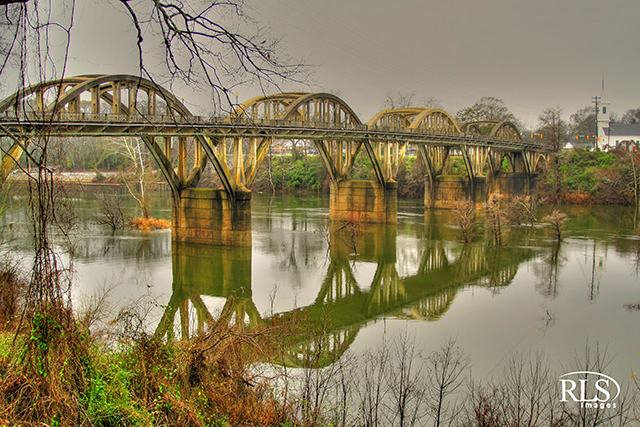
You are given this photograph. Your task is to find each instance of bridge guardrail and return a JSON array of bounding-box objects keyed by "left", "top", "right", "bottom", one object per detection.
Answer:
[{"left": 0, "top": 111, "right": 548, "bottom": 150}]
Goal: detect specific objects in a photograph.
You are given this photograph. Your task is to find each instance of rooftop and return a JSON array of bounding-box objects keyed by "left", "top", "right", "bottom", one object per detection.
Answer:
[{"left": 605, "top": 123, "right": 640, "bottom": 136}]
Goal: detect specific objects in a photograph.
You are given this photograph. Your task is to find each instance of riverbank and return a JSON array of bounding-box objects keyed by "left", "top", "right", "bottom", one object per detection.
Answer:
[
  {"left": 7, "top": 150, "right": 640, "bottom": 208},
  {"left": 536, "top": 149, "right": 640, "bottom": 205}
]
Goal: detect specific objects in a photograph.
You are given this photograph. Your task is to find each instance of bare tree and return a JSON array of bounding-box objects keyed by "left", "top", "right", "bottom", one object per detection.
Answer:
[
  {"left": 562, "top": 342, "right": 633, "bottom": 426},
  {"left": 385, "top": 333, "right": 429, "bottom": 427},
  {"left": 465, "top": 351, "right": 565, "bottom": 427},
  {"left": 427, "top": 337, "right": 470, "bottom": 427},
  {"left": 118, "top": 0, "right": 308, "bottom": 112},
  {"left": 484, "top": 195, "right": 507, "bottom": 246},
  {"left": 93, "top": 194, "right": 126, "bottom": 230},
  {"left": 508, "top": 195, "right": 541, "bottom": 227},
  {"left": 537, "top": 106, "right": 569, "bottom": 152},
  {"left": 381, "top": 91, "right": 418, "bottom": 110},
  {"left": 621, "top": 107, "right": 640, "bottom": 124},
  {"left": 381, "top": 91, "right": 442, "bottom": 110},
  {"left": 112, "top": 137, "right": 154, "bottom": 219},
  {"left": 542, "top": 210, "right": 568, "bottom": 242},
  {"left": 452, "top": 200, "right": 477, "bottom": 243},
  {"left": 357, "top": 344, "right": 391, "bottom": 427}
]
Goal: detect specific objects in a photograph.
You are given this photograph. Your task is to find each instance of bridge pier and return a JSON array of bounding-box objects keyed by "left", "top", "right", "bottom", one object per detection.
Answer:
[
  {"left": 425, "top": 176, "right": 487, "bottom": 209},
  {"left": 329, "top": 180, "right": 397, "bottom": 223},
  {"left": 172, "top": 188, "right": 252, "bottom": 246},
  {"left": 487, "top": 172, "right": 533, "bottom": 199}
]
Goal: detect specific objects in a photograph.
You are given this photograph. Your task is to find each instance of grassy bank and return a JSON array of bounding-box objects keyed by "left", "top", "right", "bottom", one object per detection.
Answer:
[
  {"left": 536, "top": 149, "right": 640, "bottom": 205},
  {"left": 0, "top": 303, "right": 296, "bottom": 426}
]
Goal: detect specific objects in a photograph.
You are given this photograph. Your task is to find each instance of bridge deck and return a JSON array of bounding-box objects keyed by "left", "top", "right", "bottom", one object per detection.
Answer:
[{"left": 0, "top": 112, "right": 548, "bottom": 152}]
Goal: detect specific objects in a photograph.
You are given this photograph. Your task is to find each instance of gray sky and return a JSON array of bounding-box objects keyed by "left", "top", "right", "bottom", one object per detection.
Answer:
[{"left": 63, "top": 0, "right": 640, "bottom": 128}]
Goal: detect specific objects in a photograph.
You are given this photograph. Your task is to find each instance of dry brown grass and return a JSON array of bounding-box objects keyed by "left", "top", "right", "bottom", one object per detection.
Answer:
[
  {"left": 0, "top": 258, "right": 27, "bottom": 330},
  {"left": 128, "top": 217, "right": 171, "bottom": 231},
  {"left": 114, "top": 303, "right": 295, "bottom": 427},
  {"left": 0, "top": 301, "right": 298, "bottom": 427}
]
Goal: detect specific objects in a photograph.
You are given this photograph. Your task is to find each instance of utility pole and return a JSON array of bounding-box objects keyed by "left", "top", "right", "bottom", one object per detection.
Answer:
[{"left": 592, "top": 94, "right": 600, "bottom": 151}]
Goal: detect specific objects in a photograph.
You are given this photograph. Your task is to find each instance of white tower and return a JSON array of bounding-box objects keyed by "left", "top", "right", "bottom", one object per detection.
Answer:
[{"left": 596, "top": 81, "right": 610, "bottom": 149}]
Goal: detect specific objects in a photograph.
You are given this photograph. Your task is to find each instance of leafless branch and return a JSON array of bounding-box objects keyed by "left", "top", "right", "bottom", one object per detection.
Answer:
[{"left": 118, "top": 0, "right": 308, "bottom": 113}]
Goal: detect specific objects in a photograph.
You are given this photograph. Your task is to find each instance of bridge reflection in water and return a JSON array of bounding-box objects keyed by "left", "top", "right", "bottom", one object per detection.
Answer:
[{"left": 155, "top": 224, "right": 537, "bottom": 367}]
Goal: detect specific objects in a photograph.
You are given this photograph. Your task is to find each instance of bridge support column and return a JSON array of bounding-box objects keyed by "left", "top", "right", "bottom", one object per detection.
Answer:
[
  {"left": 330, "top": 180, "right": 397, "bottom": 223},
  {"left": 172, "top": 188, "right": 251, "bottom": 246},
  {"left": 425, "top": 176, "right": 486, "bottom": 209},
  {"left": 487, "top": 172, "right": 532, "bottom": 199}
]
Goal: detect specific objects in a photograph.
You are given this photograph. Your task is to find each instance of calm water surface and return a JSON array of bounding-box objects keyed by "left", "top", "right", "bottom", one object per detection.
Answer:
[{"left": 3, "top": 192, "right": 640, "bottom": 386}]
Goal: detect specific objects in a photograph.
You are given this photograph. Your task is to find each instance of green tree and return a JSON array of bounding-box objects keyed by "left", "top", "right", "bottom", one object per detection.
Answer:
[
  {"left": 570, "top": 106, "right": 596, "bottom": 137},
  {"left": 622, "top": 108, "right": 640, "bottom": 124},
  {"left": 455, "top": 96, "right": 519, "bottom": 125}
]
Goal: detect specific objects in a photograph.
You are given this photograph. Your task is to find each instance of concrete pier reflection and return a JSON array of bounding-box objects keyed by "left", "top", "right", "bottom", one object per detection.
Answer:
[{"left": 156, "top": 225, "right": 539, "bottom": 365}]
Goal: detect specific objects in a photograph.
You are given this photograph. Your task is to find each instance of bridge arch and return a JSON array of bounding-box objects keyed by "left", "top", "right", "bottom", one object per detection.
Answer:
[
  {"left": 366, "top": 108, "right": 425, "bottom": 128},
  {"left": 407, "top": 109, "right": 462, "bottom": 134},
  {"left": 239, "top": 93, "right": 364, "bottom": 182},
  {"left": 280, "top": 93, "right": 362, "bottom": 125},
  {"left": 228, "top": 93, "right": 306, "bottom": 121},
  {"left": 229, "top": 92, "right": 362, "bottom": 126},
  {"left": 534, "top": 153, "right": 548, "bottom": 172},
  {"left": 0, "top": 74, "right": 205, "bottom": 196},
  {"left": 215, "top": 92, "right": 366, "bottom": 192},
  {"left": 459, "top": 121, "right": 522, "bottom": 142},
  {"left": 0, "top": 74, "right": 193, "bottom": 118},
  {"left": 365, "top": 108, "right": 425, "bottom": 184},
  {"left": 489, "top": 121, "right": 522, "bottom": 142}
]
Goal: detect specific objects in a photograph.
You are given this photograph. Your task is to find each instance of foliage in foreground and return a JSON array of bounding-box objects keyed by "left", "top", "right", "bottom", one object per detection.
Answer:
[
  {"left": 0, "top": 251, "right": 638, "bottom": 426},
  {"left": 0, "top": 286, "right": 293, "bottom": 426}
]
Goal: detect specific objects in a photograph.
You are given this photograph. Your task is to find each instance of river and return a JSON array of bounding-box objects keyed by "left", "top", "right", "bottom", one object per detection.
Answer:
[{"left": 2, "top": 191, "right": 640, "bottom": 392}]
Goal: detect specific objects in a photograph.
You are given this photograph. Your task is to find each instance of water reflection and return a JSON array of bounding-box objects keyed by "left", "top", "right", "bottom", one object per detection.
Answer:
[
  {"left": 3, "top": 191, "right": 640, "bottom": 379},
  {"left": 73, "top": 231, "right": 172, "bottom": 262},
  {"left": 155, "top": 243, "right": 257, "bottom": 340},
  {"left": 158, "top": 223, "right": 541, "bottom": 366}
]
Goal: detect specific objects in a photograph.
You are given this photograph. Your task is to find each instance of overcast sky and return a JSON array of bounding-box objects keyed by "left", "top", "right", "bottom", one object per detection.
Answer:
[{"left": 62, "top": 0, "right": 640, "bottom": 128}]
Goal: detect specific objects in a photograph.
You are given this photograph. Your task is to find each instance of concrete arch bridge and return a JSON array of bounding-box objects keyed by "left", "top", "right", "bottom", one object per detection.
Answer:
[{"left": 0, "top": 74, "right": 548, "bottom": 245}]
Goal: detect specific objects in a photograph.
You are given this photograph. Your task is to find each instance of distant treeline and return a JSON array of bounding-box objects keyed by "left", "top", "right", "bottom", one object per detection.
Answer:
[
  {"left": 12, "top": 134, "right": 640, "bottom": 205},
  {"left": 248, "top": 148, "right": 640, "bottom": 207},
  {"left": 247, "top": 151, "right": 471, "bottom": 199}
]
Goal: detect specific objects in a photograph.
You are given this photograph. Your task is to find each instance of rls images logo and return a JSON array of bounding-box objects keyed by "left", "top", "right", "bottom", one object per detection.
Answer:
[{"left": 559, "top": 371, "right": 621, "bottom": 409}]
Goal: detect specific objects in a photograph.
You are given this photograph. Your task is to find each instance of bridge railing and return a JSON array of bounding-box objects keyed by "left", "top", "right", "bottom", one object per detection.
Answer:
[
  {"left": 2, "top": 110, "right": 208, "bottom": 124},
  {"left": 0, "top": 111, "right": 546, "bottom": 147}
]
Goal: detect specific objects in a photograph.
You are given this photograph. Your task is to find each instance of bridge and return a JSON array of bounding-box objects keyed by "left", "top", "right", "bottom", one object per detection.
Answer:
[{"left": 0, "top": 74, "right": 549, "bottom": 245}]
